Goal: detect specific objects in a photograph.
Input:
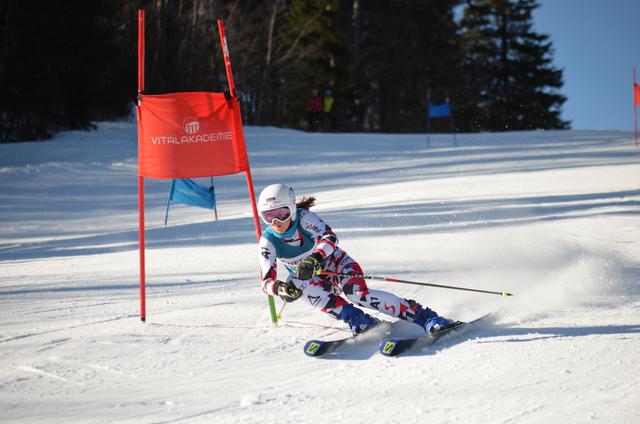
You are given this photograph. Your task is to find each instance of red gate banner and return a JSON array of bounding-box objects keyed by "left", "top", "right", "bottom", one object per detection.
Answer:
[
  {"left": 137, "top": 92, "right": 249, "bottom": 179},
  {"left": 136, "top": 11, "right": 277, "bottom": 323},
  {"left": 634, "top": 83, "right": 640, "bottom": 106}
]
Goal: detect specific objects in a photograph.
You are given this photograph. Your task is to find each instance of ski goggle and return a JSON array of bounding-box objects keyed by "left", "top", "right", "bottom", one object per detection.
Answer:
[{"left": 260, "top": 206, "right": 292, "bottom": 224}]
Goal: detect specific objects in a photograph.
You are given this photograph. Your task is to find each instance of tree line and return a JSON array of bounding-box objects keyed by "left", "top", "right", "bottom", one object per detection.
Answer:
[{"left": 0, "top": 0, "right": 568, "bottom": 143}]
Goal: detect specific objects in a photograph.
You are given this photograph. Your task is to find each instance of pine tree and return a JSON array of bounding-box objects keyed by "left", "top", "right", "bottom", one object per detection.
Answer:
[
  {"left": 0, "top": 0, "right": 138, "bottom": 142},
  {"left": 348, "top": 0, "right": 462, "bottom": 132},
  {"left": 460, "top": 0, "right": 568, "bottom": 131},
  {"left": 273, "top": 0, "right": 339, "bottom": 128}
]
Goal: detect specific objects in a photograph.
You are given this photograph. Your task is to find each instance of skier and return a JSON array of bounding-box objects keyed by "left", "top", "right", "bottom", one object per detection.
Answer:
[{"left": 257, "top": 183, "right": 455, "bottom": 335}]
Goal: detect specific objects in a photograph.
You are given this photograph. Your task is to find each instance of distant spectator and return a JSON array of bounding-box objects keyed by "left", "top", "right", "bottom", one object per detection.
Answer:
[
  {"left": 322, "top": 89, "right": 335, "bottom": 132},
  {"left": 306, "top": 89, "right": 322, "bottom": 132}
]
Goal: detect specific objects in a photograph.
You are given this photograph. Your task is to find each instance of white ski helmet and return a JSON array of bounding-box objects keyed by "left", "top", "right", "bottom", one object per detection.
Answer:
[{"left": 258, "top": 184, "right": 297, "bottom": 223}]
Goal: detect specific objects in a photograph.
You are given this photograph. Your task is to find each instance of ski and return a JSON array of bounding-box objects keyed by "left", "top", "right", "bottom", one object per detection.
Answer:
[
  {"left": 379, "top": 313, "right": 490, "bottom": 357},
  {"left": 303, "top": 336, "right": 353, "bottom": 357},
  {"left": 303, "top": 320, "right": 397, "bottom": 358}
]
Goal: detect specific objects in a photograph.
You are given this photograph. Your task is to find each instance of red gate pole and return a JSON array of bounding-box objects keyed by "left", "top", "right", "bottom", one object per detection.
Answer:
[
  {"left": 138, "top": 9, "right": 147, "bottom": 322},
  {"left": 217, "top": 20, "right": 237, "bottom": 98},
  {"left": 634, "top": 67, "right": 638, "bottom": 147},
  {"left": 217, "top": 20, "right": 279, "bottom": 323}
]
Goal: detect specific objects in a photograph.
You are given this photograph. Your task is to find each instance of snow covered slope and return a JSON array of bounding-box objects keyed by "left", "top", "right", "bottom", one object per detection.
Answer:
[{"left": 1, "top": 122, "right": 639, "bottom": 423}]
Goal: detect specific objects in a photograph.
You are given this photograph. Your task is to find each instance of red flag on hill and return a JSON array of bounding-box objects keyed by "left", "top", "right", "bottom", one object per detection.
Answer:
[{"left": 634, "top": 68, "right": 640, "bottom": 146}]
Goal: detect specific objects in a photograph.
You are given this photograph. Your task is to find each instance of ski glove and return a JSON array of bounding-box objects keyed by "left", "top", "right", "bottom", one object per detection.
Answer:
[
  {"left": 296, "top": 252, "right": 324, "bottom": 280},
  {"left": 276, "top": 280, "right": 302, "bottom": 303}
]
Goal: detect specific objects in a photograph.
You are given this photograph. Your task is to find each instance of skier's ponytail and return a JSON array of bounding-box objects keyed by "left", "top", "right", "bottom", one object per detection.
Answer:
[{"left": 296, "top": 196, "right": 316, "bottom": 210}]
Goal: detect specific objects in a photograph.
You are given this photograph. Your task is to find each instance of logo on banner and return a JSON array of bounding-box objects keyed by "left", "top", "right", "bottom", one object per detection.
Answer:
[
  {"left": 149, "top": 115, "right": 233, "bottom": 146},
  {"left": 183, "top": 117, "right": 200, "bottom": 134}
]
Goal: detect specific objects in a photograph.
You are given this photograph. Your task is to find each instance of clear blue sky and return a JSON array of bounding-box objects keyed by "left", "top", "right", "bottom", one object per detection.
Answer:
[{"left": 534, "top": 0, "right": 640, "bottom": 130}]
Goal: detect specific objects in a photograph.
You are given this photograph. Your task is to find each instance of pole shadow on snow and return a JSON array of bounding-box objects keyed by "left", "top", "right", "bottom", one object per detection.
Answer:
[
  {"left": 395, "top": 322, "right": 640, "bottom": 358},
  {"left": 0, "top": 277, "right": 240, "bottom": 296},
  {"left": 474, "top": 323, "right": 640, "bottom": 344}
]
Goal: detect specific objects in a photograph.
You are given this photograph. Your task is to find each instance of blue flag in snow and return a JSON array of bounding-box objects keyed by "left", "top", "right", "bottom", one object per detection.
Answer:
[
  {"left": 164, "top": 178, "right": 217, "bottom": 225},
  {"left": 170, "top": 179, "right": 216, "bottom": 208}
]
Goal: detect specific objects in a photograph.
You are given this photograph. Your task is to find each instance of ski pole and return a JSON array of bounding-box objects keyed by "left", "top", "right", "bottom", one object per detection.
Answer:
[
  {"left": 276, "top": 301, "right": 287, "bottom": 321},
  {"left": 319, "top": 270, "right": 513, "bottom": 297}
]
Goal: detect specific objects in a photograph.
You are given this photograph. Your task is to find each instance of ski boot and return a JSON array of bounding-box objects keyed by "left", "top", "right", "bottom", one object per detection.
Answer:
[
  {"left": 412, "top": 305, "right": 456, "bottom": 334},
  {"left": 339, "top": 304, "right": 379, "bottom": 335},
  {"left": 424, "top": 316, "right": 457, "bottom": 334}
]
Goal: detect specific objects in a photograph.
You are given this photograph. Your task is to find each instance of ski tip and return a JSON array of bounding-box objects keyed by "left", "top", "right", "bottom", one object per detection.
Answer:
[
  {"left": 379, "top": 339, "right": 401, "bottom": 357},
  {"left": 303, "top": 340, "right": 325, "bottom": 357}
]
